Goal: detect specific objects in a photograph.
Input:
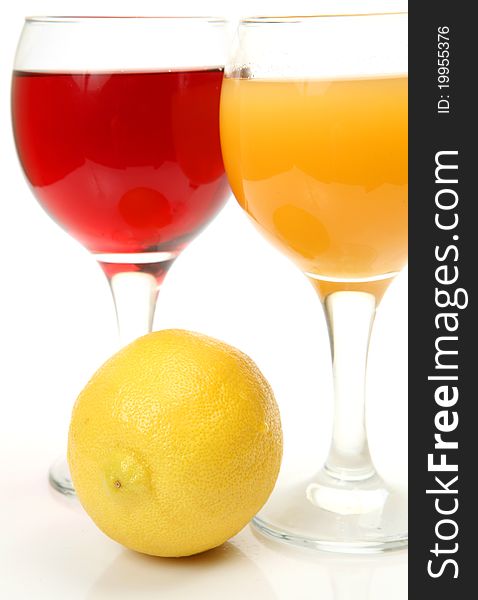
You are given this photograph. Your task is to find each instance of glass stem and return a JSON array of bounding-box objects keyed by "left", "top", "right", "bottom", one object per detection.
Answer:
[
  {"left": 322, "top": 290, "right": 377, "bottom": 482},
  {"left": 98, "top": 255, "right": 175, "bottom": 347},
  {"left": 107, "top": 269, "right": 159, "bottom": 347}
]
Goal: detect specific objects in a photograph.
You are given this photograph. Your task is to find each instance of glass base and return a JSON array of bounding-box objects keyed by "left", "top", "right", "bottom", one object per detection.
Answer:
[
  {"left": 49, "top": 457, "right": 76, "bottom": 496},
  {"left": 252, "top": 471, "right": 407, "bottom": 554}
]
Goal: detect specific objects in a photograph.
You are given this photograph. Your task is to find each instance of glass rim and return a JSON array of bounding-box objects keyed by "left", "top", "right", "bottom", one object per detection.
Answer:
[
  {"left": 240, "top": 12, "right": 408, "bottom": 24},
  {"left": 24, "top": 15, "right": 227, "bottom": 24}
]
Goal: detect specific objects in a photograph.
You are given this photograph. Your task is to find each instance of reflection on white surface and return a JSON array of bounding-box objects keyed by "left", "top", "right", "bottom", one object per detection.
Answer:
[
  {"left": 85, "top": 523, "right": 407, "bottom": 600},
  {"left": 251, "top": 529, "right": 408, "bottom": 600},
  {"left": 322, "top": 553, "right": 407, "bottom": 600},
  {"left": 88, "top": 542, "right": 276, "bottom": 600}
]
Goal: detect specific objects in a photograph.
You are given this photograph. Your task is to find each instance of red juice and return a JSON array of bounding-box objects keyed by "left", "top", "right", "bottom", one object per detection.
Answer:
[{"left": 12, "top": 69, "right": 229, "bottom": 257}]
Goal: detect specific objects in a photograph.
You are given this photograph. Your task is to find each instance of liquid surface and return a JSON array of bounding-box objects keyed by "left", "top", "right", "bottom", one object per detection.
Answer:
[
  {"left": 220, "top": 76, "right": 408, "bottom": 281},
  {"left": 13, "top": 69, "right": 229, "bottom": 254}
]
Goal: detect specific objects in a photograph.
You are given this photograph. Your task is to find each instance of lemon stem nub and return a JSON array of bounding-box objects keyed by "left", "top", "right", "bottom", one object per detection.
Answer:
[{"left": 114, "top": 480, "right": 122, "bottom": 489}]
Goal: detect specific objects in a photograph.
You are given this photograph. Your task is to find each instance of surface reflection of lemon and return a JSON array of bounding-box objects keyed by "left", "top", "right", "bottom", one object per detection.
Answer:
[
  {"left": 68, "top": 329, "right": 282, "bottom": 557},
  {"left": 88, "top": 542, "right": 277, "bottom": 600}
]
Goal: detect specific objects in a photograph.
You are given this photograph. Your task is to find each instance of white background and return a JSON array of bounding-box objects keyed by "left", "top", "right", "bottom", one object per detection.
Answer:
[{"left": 0, "top": 2, "right": 408, "bottom": 599}]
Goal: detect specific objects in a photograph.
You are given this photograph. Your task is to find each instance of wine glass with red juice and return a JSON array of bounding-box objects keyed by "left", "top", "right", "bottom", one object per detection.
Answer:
[{"left": 11, "top": 16, "right": 230, "bottom": 494}]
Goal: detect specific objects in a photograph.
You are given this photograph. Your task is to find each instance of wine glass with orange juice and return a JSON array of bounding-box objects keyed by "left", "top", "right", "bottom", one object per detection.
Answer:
[{"left": 220, "top": 11, "right": 408, "bottom": 552}]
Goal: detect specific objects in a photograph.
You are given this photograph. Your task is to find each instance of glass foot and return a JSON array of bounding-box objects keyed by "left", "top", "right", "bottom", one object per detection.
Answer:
[
  {"left": 49, "top": 457, "right": 76, "bottom": 496},
  {"left": 252, "top": 472, "right": 407, "bottom": 554}
]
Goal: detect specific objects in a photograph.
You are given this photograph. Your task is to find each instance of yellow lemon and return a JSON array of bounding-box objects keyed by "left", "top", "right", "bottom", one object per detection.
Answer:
[{"left": 68, "top": 329, "right": 282, "bottom": 557}]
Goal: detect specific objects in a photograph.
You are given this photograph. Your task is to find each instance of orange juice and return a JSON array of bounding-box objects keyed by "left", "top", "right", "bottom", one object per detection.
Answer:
[{"left": 220, "top": 76, "right": 408, "bottom": 294}]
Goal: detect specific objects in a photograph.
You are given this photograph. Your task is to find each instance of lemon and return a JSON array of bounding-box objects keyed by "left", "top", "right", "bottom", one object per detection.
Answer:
[{"left": 68, "top": 329, "right": 282, "bottom": 557}]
